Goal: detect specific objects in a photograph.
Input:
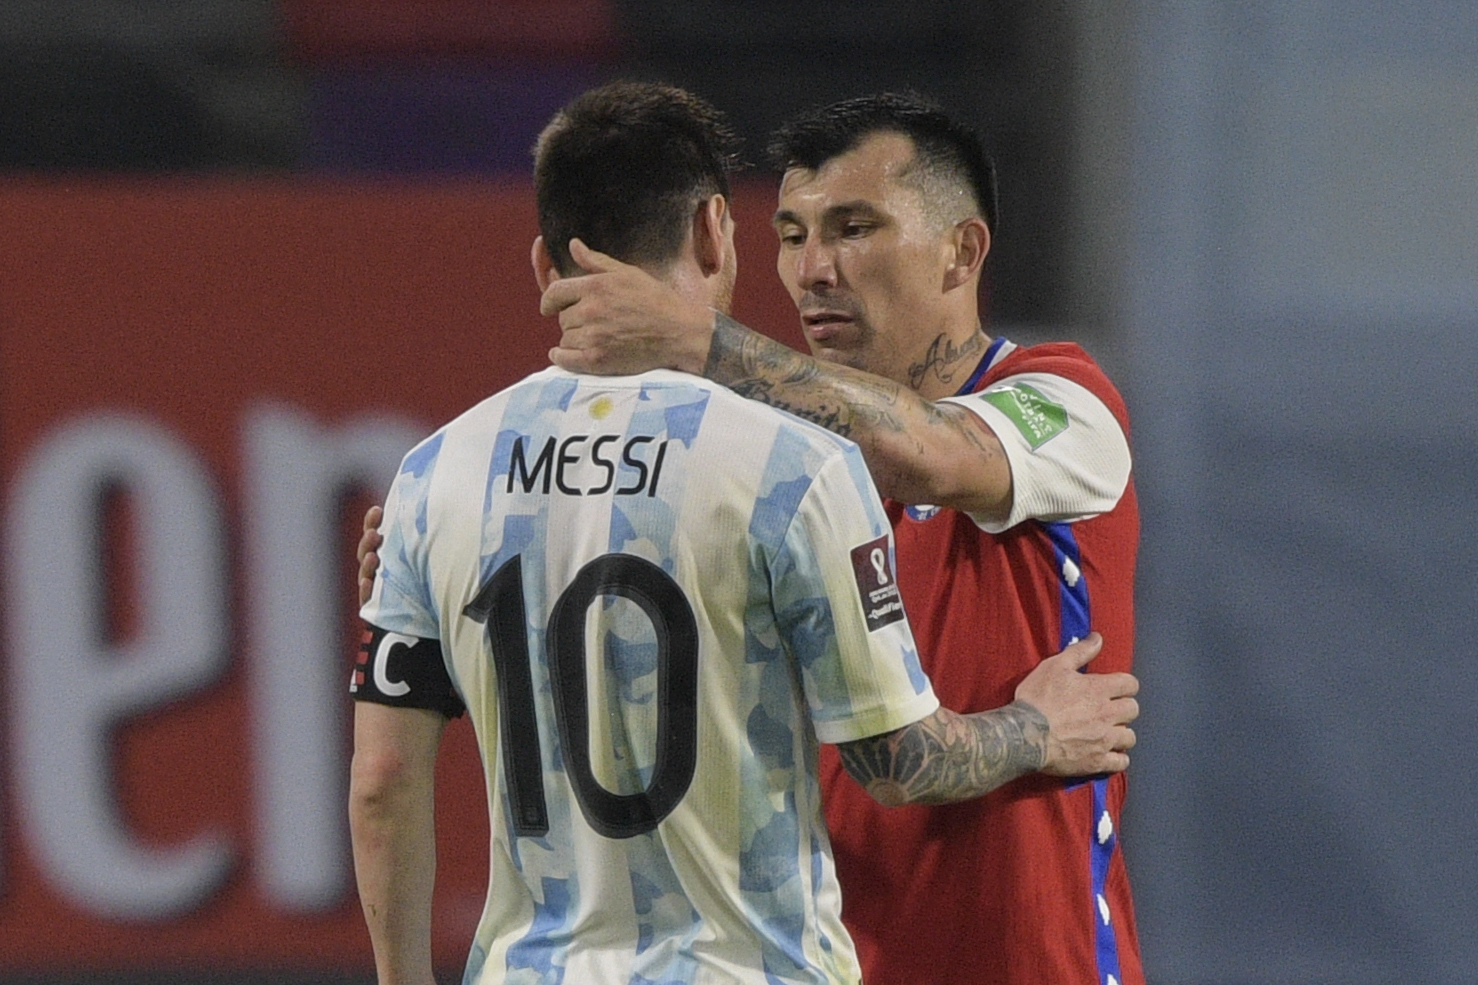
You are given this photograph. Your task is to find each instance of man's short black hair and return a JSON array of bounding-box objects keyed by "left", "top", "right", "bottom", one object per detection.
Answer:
[
  {"left": 766, "top": 92, "right": 999, "bottom": 236},
  {"left": 534, "top": 81, "right": 741, "bottom": 275}
]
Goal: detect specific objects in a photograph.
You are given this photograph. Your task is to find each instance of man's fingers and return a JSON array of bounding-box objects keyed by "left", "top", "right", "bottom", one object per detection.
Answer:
[
  {"left": 568, "top": 237, "right": 623, "bottom": 273},
  {"left": 357, "top": 549, "right": 379, "bottom": 607},
  {"left": 357, "top": 505, "right": 384, "bottom": 609},
  {"left": 1108, "top": 695, "right": 1140, "bottom": 726},
  {"left": 1108, "top": 670, "right": 1140, "bottom": 697},
  {"left": 357, "top": 507, "right": 383, "bottom": 566},
  {"left": 541, "top": 278, "right": 582, "bottom": 316},
  {"left": 549, "top": 344, "right": 597, "bottom": 373}
]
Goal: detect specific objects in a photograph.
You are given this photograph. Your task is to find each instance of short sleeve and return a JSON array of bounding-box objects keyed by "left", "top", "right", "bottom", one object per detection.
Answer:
[
  {"left": 354, "top": 433, "right": 463, "bottom": 714},
  {"left": 943, "top": 371, "right": 1131, "bottom": 533},
  {"left": 770, "top": 447, "right": 939, "bottom": 745},
  {"left": 360, "top": 433, "right": 443, "bottom": 639}
]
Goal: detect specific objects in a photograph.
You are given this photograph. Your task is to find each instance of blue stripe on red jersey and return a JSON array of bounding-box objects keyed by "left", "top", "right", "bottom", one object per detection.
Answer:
[{"left": 1045, "top": 519, "right": 1124, "bottom": 985}]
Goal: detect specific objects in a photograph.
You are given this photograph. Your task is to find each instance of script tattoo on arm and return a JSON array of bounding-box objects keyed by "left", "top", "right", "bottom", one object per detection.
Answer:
[
  {"left": 836, "top": 702, "right": 1050, "bottom": 806},
  {"left": 705, "top": 312, "right": 913, "bottom": 440},
  {"left": 706, "top": 312, "right": 910, "bottom": 437},
  {"left": 702, "top": 313, "right": 1010, "bottom": 510}
]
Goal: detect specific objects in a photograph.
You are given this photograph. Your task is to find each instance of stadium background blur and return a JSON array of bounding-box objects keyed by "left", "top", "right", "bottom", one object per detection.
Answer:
[{"left": 1, "top": 2, "right": 1474, "bottom": 983}]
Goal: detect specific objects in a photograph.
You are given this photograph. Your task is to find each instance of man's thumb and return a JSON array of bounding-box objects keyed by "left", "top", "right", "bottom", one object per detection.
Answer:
[{"left": 1059, "top": 632, "right": 1104, "bottom": 671}]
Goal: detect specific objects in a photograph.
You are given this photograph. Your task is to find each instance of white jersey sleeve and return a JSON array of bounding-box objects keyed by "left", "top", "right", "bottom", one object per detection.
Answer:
[
  {"left": 361, "top": 432, "right": 444, "bottom": 638},
  {"left": 770, "top": 447, "right": 940, "bottom": 746},
  {"left": 942, "top": 370, "right": 1132, "bottom": 534}
]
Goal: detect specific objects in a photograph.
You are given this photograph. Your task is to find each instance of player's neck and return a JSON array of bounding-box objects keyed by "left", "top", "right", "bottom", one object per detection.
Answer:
[{"left": 906, "top": 321, "right": 990, "bottom": 400}]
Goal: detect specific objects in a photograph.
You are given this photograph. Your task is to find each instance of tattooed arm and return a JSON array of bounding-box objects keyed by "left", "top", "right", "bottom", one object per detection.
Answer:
[
  {"left": 702, "top": 312, "right": 1012, "bottom": 517},
  {"left": 542, "top": 240, "right": 1012, "bottom": 518},
  {"left": 839, "top": 634, "right": 1140, "bottom": 805},
  {"left": 839, "top": 703, "right": 1049, "bottom": 805}
]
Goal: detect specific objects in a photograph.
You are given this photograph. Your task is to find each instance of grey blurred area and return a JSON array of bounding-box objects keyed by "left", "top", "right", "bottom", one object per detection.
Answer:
[
  {"left": 1129, "top": 3, "right": 1478, "bottom": 983},
  {"left": 0, "top": 0, "right": 302, "bottom": 169}
]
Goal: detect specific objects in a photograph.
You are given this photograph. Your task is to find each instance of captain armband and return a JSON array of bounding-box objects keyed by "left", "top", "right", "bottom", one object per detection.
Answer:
[{"left": 351, "top": 624, "right": 466, "bottom": 718}]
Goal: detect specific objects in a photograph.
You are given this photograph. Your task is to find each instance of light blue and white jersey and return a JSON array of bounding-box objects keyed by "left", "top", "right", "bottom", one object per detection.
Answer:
[{"left": 363, "top": 367, "right": 938, "bottom": 985}]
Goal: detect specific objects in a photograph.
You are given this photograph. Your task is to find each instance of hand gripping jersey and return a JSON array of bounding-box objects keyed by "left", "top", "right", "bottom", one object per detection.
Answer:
[
  {"left": 818, "top": 340, "right": 1144, "bottom": 985},
  {"left": 357, "top": 367, "right": 939, "bottom": 985}
]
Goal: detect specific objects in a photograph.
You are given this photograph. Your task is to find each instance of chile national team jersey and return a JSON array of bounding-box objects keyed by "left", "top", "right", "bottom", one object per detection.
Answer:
[
  {"left": 357, "top": 367, "right": 938, "bottom": 985},
  {"left": 819, "top": 339, "right": 1144, "bottom": 985}
]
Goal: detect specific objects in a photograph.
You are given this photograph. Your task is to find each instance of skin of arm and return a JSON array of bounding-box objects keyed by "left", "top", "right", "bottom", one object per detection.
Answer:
[
  {"left": 704, "top": 310, "right": 1012, "bottom": 519},
  {"left": 837, "top": 633, "right": 1139, "bottom": 806},
  {"left": 350, "top": 701, "right": 449, "bottom": 985}
]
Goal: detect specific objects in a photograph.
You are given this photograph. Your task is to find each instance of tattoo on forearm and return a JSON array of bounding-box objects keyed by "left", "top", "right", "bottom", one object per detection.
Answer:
[
  {"left": 704, "top": 315, "right": 1006, "bottom": 502},
  {"left": 838, "top": 702, "right": 1049, "bottom": 806},
  {"left": 706, "top": 312, "right": 909, "bottom": 440},
  {"left": 907, "top": 331, "right": 986, "bottom": 392}
]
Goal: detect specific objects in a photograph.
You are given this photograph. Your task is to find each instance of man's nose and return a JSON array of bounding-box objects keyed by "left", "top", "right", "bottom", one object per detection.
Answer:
[{"left": 795, "top": 236, "right": 837, "bottom": 290}]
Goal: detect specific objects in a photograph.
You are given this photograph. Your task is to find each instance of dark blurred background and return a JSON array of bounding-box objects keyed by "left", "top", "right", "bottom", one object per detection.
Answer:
[{"left": 2, "top": 2, "right": 1475, "bottom": 983}]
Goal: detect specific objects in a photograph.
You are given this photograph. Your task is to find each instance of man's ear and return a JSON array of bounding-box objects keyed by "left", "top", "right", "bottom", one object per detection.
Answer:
[
  {"left": 532, "top": 235, "right": 560, "bottom": 292},
  {"left": 692, "top": 194, "right": 730, "bottom": 277},
  {"left": 943, "top": 217, "right": 990, "bottom": 292}
]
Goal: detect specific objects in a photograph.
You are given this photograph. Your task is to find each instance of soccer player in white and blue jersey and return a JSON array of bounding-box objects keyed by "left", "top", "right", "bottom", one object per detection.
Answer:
[{"left": 349, "top": 82, "right": 1128, "bottom": 985}]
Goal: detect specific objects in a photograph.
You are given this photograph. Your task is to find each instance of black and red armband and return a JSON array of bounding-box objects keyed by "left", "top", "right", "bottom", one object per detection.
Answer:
[{"left": 351, "top": 624, "right": 466, "bottom": 718}]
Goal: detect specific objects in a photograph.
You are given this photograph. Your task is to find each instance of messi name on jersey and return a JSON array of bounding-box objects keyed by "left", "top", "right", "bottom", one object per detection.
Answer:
[{"left": 506, "top": 433, "right": 670, "bottom": 498}]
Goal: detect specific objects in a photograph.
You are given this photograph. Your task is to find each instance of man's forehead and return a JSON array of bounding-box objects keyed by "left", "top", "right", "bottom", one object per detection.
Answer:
[{"left": 775, "top": 134, "right": 921, "bottom": 219}]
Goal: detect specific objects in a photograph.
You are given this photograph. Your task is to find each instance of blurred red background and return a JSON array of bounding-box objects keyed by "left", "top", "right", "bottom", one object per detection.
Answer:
[{"left": 0, "top": 176, "right": 799, "bottom": 977}]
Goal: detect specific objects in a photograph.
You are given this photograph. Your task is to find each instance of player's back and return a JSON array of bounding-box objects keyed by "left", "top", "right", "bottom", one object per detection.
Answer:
[{"left": 369, "top": 367, "right": 932, "bottom": 985}]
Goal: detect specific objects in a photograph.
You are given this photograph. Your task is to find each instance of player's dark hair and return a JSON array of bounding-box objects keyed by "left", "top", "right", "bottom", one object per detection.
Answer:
[
  {"left": 534, "top": 81, "right": 742, "bottom": 275},
  {"left": 766, "top": 91, "right": 999, "bottom": 236}
]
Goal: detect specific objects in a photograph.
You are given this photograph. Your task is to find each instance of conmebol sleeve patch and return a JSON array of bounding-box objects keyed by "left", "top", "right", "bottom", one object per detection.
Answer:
[
  {"left": 850, "top": 534, "right": 905, "bottom": 631},
  {"left": 981, "top": 383, "right": 1069, "bottom": 449}
]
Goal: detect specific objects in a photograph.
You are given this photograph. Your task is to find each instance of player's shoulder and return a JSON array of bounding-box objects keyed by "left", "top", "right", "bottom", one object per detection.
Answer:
[
  {"left": 989, "top": 340, "right": 1087, "bottom": 376},
  {"left": 714, "top": 383, "right": 858, "bottom": 453},
  {"left": 987, "top": 340, "right": 1128, "bottom": 418}
]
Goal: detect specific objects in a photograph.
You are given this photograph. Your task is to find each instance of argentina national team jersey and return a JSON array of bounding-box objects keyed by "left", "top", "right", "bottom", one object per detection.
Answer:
[{"left": 361, "top": 367, "right": 938, "bottom": 985}]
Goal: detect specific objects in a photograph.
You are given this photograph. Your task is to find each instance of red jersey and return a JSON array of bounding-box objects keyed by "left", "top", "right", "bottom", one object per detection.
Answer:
[{"left": 820, "top": 340, "right": 1143, "bottom": 985}]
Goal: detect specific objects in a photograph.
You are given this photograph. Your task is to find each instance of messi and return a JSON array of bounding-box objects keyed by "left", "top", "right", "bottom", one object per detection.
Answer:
[{"left": 506, "top": 434, "right": 670, "bottom": 498}]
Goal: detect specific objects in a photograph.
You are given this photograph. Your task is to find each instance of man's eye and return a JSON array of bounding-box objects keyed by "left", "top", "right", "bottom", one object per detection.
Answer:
[
  {"left": 778, "top": 231, "right": 805, "bottom": 247},
  {"left": 841, "top": 223, "right": 873, "bottom": 238}
]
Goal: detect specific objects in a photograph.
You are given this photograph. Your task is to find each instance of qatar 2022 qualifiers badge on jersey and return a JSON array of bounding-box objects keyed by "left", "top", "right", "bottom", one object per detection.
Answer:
[
  {"left": 850, "top": 535, "right": 905, "bottom": 631},
  {"left": 982, "top": 382, "right": 1069, "bottom": 448}
]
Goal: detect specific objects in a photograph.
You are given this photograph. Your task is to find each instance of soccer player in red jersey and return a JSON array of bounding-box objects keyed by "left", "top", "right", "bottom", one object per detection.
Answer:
[{"left": 542, "top": 92, "right": 1144, "bottom": 985}]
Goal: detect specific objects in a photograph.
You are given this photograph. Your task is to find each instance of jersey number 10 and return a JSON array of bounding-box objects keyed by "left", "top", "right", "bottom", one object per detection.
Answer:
[{"left": 463, "top": 553, "right": 699, "bottom": 840}]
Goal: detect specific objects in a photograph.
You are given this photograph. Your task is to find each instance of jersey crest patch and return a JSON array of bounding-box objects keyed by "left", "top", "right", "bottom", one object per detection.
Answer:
[
  {"left": 849, "top": 535, "right": 905, "bottom": 631},
  {"left": 982, "top": 383, "right": 1069, "bottom": 449}
]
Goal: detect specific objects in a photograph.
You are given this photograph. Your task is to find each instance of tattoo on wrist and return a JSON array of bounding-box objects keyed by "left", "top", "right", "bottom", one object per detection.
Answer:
[{"left": 838, "top": 701, "right": 1050, "bottom": 806}]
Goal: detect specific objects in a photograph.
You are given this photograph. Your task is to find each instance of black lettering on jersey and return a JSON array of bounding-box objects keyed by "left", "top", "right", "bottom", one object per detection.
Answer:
[
  {"left": 351, "top": 624, "right": 466, "bottom": 718},
  {"left": 588, "top": 434, "right": 618, "bottom": 495},
  {"left": 508, "top": 436, "right": 556, "bottom": 494},
  {"left": 555, "top": 435, "right": 586, "bottom": 495},
  {"left": 644, "top": 438, "right": 668, "bottom": 498},
  {"left": 507, "top": 434, "right": 670, "bottom": 497},
  {"left": 616, "top": 436, "right": 653, "bottom": 495}
]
